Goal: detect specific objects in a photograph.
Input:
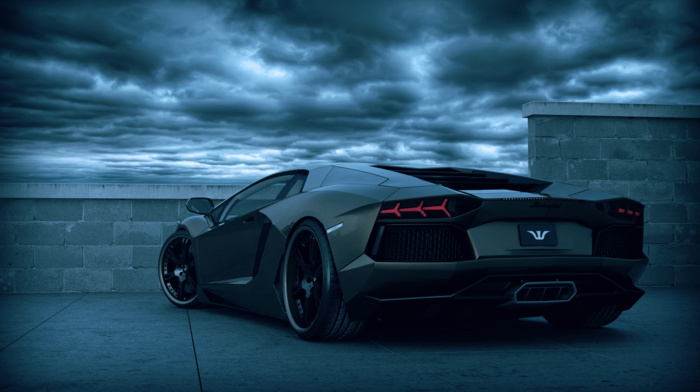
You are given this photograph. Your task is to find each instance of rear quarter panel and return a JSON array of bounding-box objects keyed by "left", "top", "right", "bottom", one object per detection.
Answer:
[{"left": 260, "top": 184, "right": 396, "bottom": 270}]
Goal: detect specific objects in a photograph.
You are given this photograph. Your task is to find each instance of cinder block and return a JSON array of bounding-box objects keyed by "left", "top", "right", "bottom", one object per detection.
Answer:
[
  {"left": 133, "top": 246, "right": 160, "bottom": 268},
  {"left": 0, "top": 199, "right": 34, "bottom": 221},
  {"left": 648, "top": 243, "right": 694, "bottom": 265},
  {"left": 531, "top": 137, "right": 560, "bottom": 158},
  {"left": 647, "top": 203, "right": 687, "bottom": 223},
  {"left": 629, "top": 181, "right": 674, "bottom": 202},
  {"left": 84, "top": 200, "right": 131, "bottom": 222},
  {"left": 689, "top": 119, "right": 700, "bottom": 135},
  {"left": 64, "top": 269, "right": 113, "bottom": 292},
  {"left": 113, "top": 268, "right": 159, "bottom": 292},
  {"left": 567, "top": 160, "right": 608, "bottom": 181},
  {"left": 132, "top": 200, "right": 179, "bottom": 222},
  {"left": 608, "top": 160, "right": 647, "bottom": 181},
  {"left": 587, "top": 180, "right": 630, "bottom": 197},
  {"left": 161, "top": 223, "right": 179, "bottom": 243},
  {"left": 0, "top": 270, "right": 15, "bottom": 292},
  {"left": 65, "top": 222, "right": 114, "bottom": 245},
  {"left": 16, "top": 222, "right": 64, "bottom": 245},
  {"left": 648, "top": 118, "right": 688, "bottom": 139},
  {"left": 675, "top": 265, "right": 700, "bottom": 286},
  {"left": 114, "top": 222, "right": 161, "bottom": 245},
  {"left": 35, "top": 199, "right": 83, "bottom": 222},
  {"left": 615, "top": 118, "right": 649, "bottom": 138},
  {"left": 674, "top": 140, "right": 700, "bottom": 161},
  {"left": 688, "top": 162, "right": 700, "bottom": 182},
  {"left": 0, "top": 246, "right": 34, "bottom": 268},
  {"left": 688, "top": 203, "right": 700, "bottom": 224},
  {"left": 529, "top": 159, "right": 567, "bottom": 181},
  {"left": 531, "top": 116, "right": 575, "bottom": 137},
  {"left": 560, "top": 138, "right": 599, "bottom": 159},
  {"left": 15, "top": 269, "right": 64, "bottom": 292},
  {"left": 648, "top": 161, "right": 687, "bottom": 181},
  {"left": 644, "top": 223, "right": 674, "bottom": 244},
  {"left": 638, "top": 265, "right": 674, "bottom": 286},
  {"left": 674, "top": 183, "right": 700, "bottom": 203},
  {"left": 675, "top": 224, "right": 700, "bottom": 243},
  {"left": 84, "top": 246, "right": 131, "bottom": 268},
  {"left": 634, "top": 140, "right": 672, "bottom": 160},
  {"left": 35, "top": 246, "right": 83, "bottom": 268},
  {"left": 600, "top": 139, "right": 634, "bottom": 160},
  {"left": 573, "top": 117, "right": 615, "bottom": 138},
  {"left": 0, "top": 222, "right": 15, "bottom": 245}
]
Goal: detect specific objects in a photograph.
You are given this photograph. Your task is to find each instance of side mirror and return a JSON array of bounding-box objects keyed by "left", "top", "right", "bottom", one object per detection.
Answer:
[{"left": 186, "top": 198, "right": 214, "bottom": 215}]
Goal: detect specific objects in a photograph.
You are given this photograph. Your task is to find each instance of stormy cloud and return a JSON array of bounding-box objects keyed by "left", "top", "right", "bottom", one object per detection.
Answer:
[{"left": 1, "top": 0, "right": 698, "bottom": 184}]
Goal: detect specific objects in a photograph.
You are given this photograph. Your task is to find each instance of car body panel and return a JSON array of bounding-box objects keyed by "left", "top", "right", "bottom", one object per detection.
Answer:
[{"left": 168, "top": 163, "right": 648, "bottom": 324}]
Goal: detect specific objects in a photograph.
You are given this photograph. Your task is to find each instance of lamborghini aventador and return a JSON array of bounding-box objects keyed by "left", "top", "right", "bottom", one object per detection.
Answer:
[{"left": 158, "top": 164, "right": 648, "bottom": 341}]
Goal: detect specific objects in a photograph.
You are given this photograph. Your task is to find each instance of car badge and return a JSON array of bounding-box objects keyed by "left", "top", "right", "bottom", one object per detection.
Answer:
[{"left": 519, "top": 224, "right": 558, "bottom": 246}]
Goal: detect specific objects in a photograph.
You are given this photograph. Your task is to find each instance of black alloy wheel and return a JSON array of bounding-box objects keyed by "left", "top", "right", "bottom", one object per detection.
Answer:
[
  {"left": 282, "top": 220, "right": 364, "bottom": 341},
  {"left": 159, "top": 231, "right": 199, "bottom": 308}
]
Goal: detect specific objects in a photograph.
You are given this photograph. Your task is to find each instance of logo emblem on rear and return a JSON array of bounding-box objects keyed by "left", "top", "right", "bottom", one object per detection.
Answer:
[
  {"left": 527, "top": 230, "right": 550, "bottom": 241},
  {"left": 519, "top": 224, "right": 558, "bottom": 246}
]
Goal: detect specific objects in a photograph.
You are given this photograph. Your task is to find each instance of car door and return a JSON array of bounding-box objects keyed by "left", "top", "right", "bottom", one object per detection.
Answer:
[{"left": 196, "top": 174, "right": 299, "bottom": 285}]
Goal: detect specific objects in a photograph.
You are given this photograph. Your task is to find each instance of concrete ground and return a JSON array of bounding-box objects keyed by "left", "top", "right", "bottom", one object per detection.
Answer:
[{"left": 0, "top": 288, "right": 698, "bottom": 392}]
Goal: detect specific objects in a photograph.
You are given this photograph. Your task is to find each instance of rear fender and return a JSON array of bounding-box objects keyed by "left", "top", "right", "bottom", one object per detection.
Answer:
[{"left": 261, "top": 185, "right": 396, "bottom": 270}]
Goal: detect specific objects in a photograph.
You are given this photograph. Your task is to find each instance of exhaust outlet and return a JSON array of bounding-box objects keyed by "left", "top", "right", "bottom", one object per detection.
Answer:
[{"left": 514, "top": 281, "right": 577, "bottom": 303}]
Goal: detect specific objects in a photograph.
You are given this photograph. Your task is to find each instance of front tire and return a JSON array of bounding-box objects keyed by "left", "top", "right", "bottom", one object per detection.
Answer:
[
  {"left": 158, "top": 231, "right": 200, "bottom": 308},
  {"left": 282, "top": 220, "right": 364, "bottom": 341},
  {"left": 544, "top": 304, "right": 621, "bottom": 329}
]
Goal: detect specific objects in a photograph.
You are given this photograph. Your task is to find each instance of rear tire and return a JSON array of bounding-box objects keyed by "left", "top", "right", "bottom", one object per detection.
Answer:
[
  {"left": 158, "top": 231, "right": 200, "bottom": 308},
  {"left": 544, "top": 305, "right": 621, "bottom": 329},
  {"left": 282, "top": 220, "right": 365, "bottom": 341}
]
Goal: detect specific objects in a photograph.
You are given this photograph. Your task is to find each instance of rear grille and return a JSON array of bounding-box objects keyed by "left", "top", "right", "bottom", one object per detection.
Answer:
[
  {"left": 371, "top": 225, "right": 474, "bottom": 262},
  {"left": 594, "top": 226, "right": 644, "bottom": 259}
]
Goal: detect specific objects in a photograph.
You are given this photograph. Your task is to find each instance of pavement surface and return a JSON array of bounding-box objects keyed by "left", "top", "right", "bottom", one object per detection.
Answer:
[{"left": 1, "top": 288, "right": 698, "bottom": 392}]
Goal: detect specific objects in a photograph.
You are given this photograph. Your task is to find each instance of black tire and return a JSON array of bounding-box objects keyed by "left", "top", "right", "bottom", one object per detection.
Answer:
[
  {"left": 158, "top": 231, "right": 200, "bottom": 308},
  {"left": 544, "top": 304, "right": 622, "bottom": 329},
  {"left": 282, "top": 220, "right": 365, "bottom": 341}
]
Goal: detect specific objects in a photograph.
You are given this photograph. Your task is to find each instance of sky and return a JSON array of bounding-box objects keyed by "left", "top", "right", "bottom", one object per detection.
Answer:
[{"left": 1, "top": 0, "right": 699, "bottom": 184}]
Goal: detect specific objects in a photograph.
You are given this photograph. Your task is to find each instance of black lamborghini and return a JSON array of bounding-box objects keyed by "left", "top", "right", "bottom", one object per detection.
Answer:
[{"left": 158, "top": 164, "right": 648, "bottom": 341}]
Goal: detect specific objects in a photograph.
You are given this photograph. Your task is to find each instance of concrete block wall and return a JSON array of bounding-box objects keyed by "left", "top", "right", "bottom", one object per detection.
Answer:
[
  {"left": 524, "top": 102, "right": 700, "bottom": 287},
  {"left": 0, "top": 184, "right": 242, "bottom": 292}
]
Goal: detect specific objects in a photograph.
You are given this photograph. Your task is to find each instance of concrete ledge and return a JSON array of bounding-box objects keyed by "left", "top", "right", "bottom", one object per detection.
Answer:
[
  {"left": 0, "top": 183, "right": 245, "bottom": 200},
  {"left": 523, "top": 101, "right": 700, "bottom": 119}
]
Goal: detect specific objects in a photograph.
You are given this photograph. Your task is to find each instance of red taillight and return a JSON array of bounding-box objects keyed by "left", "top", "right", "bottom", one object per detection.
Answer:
[
  {"left": 380, "top": 203, "right": 402, "bottom": 217},
  {"left": 600, "top": 200, "right": 644, "bottom": 223},
  {"left": 380, "top": 199, "right": 451, "bottom": 218},
  {"left": 379, "top": 197, "right": 481, "bottom": 219}
]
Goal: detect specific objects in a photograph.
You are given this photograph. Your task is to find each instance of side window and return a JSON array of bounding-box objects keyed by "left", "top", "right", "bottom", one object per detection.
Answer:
[
  {"left": 221, "top": 174, "right": 295, "bottom": 221},
  {"left": 285, "top": 176, "right": 305, "bottom": 198}
]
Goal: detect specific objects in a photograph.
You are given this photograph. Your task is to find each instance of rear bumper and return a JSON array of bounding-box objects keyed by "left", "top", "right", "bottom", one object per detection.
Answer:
[{"left": 338, "top": 255, "right": 648, "bottom": 321}]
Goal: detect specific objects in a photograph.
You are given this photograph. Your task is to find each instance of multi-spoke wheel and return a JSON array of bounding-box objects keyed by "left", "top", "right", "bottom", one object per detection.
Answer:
[
  {"left": 282, "top": 220, "right": 364, "bottom": 341},
  {"left": 159, "top": 231, "right": 199, "bottom": 308}
]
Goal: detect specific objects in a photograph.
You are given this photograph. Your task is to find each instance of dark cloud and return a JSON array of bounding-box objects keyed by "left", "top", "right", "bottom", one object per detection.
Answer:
[{"left": 1, "top": 0, "right": 698, "bottom": 184}]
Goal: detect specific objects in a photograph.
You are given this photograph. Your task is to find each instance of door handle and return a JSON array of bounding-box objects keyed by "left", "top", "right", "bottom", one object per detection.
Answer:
[{"left": 243, "top": 216, "right": 255, "bottom": 223}]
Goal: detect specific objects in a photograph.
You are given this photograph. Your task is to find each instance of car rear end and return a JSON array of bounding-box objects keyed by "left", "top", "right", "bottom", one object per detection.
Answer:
[{"left": 340, "top": 167, "right": 648, "bottom": 322}]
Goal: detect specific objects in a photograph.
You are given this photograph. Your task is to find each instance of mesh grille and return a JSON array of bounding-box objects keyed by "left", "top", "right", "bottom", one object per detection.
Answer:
[
  {"left": 594, "top": 226, "right": 644, "bottom": 259},
  {"left": 374, "top": 225, "right": 473, "bottom": 262}
]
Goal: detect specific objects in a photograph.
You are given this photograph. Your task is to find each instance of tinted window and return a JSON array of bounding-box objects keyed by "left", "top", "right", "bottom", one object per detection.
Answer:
[
  {"left": 222, "top": 174, "right": 295, "bottom": 221},
  {"left": 321, "top": 167, "right": 387, "bottom": 186}
]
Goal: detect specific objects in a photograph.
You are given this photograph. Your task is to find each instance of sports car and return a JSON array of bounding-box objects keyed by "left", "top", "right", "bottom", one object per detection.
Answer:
[{"left": 158, "top": 163, "right": 647, "bottom": 341}]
